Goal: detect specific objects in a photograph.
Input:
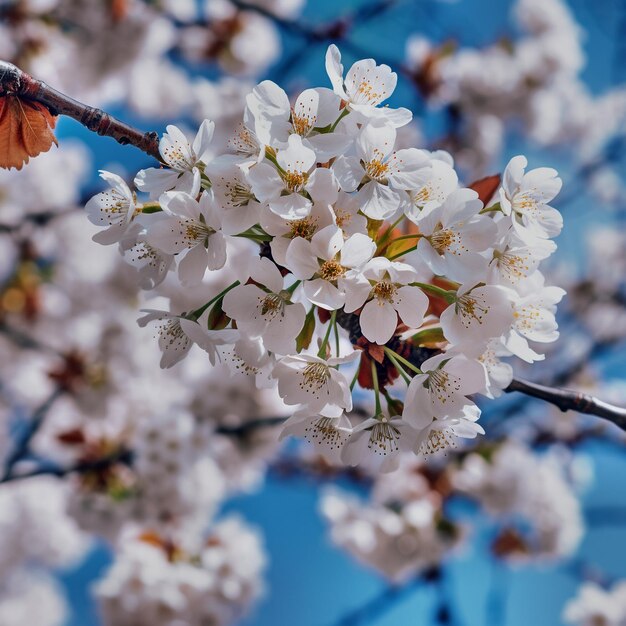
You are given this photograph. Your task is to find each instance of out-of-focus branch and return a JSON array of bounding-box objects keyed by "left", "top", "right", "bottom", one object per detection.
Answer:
[
  {"left": 1, "top": 387, "right": 64, "bottom": 482},
  {"left": 0, "top": 60, "right": 161, "bottom": 159},
  {"left": 505, "top": 378, "right": 626, "bottom": 430},
  {"left": 0, "top": 449, "right": 133, "bottom": 485}
]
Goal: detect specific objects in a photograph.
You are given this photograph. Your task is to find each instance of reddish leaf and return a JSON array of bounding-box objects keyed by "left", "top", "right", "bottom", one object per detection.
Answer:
[
  {"left": 0, "top": 95, "right": 58, "bottom": 171},
  {"left": 469, "top": 174, "right": 501, "bottom": 206}
]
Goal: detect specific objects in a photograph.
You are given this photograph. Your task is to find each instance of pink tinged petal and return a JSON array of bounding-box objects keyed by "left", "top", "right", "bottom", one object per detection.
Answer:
[
  {"left": 247, "top": 162, "right": 283, "bottom": 201},
  {"left": 504, "top": 330, "right": 545, "bottom": 363},
  {"left": 443, "top": 356, "right": 489, "bottom": 396},
  {"left": 178, "top": 244, "right": 208, "bottom": 285},
  {"left": 325, "top": 44, "right": 347, "bottom": 99},
  {"left": 311, "top": 225, "right": 344, "bottom": 260},
  {"left": 192, "top": 119, "right": 215, "bottom": 164},
  {"left": 285, "top": 237, "right": 318, "bottom": 279},
  {"left": 340, "top": 233, "right": 376, "bottom": 268},
  {"left": 268, "top": 193, "right": 312, "bottom": 220},
  {"left": 199, "top": 191, "right": 224, "bottom": 231},
  {"left": 393, "top": 286, "right": 429, "bottom": 328},
  {"left": 304, "top": 278, "right": 346, "bottom": 310},
  {"left": 357, "top": 181, "right": 406, "bottom": 221},
  {"left": 360, "top": 299, "right": 398, "bottom": 344},
  {"left": 206, "top": 231, "right": 227, "bottom": 270},
  {"left": 332, "top": 156, "right": 363, "bottom": 192}
]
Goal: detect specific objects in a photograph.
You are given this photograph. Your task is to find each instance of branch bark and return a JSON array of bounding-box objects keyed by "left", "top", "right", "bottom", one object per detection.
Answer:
[
  {"left": 504, "top": 377, "right": 626, "bottom": 430},
  {"left": 0, "top": 60, "right": 161, "bottom": 160}
]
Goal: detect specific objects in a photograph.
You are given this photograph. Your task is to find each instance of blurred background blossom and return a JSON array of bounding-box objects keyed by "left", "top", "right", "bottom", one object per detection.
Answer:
[{"left": 1, "top": 0, "right": 626, "bottom": 624}]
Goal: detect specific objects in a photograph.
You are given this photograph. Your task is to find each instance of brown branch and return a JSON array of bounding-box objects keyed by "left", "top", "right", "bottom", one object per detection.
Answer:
[
  {"left": 0, "top": 60, "right": 160, "bottom": 159},
  {"left": 505, "top": 378, "right": 626, "bottom": 431}
]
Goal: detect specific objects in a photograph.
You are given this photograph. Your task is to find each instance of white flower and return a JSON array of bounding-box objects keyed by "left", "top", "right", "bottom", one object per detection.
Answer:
[
  {"left": 260, "top": 201, "right": 335, "bottom": 266},
  {"left": 273, "top": 351, "right": 360, "bottom": 412},
  {"left": 499, "top": 154, "right": 563, "bottom": 239},
  {"left": 135, "top": 120, "right": 214, "bottom": 198},
  {"left": 325, "top": 44, "right": 412, "bottom": 127},
  {"left": 332, "top": 120, "right": 430, "bottom": 220},
  {"left": 478, "top": 339, "right": 514, "bottom": 397},
  {"left": 85, "top": 170, "right": 138, "bottom": 245},
  {"left": 486, "top": 220, "right": 556, "bottom": 286},
  {"left": 222, "top": 257, "right": 306, "bottom": 354},
  {"left": 247, "top": 134, "right": 323, "bottom": 219},
  {"left": 402, "top": 353, "right": 487, "bottom": 428},
  {"left": 205, "top": 161, "right": 261, "bottom": 234},
  {"left": 247, "top": 81, "right": 351, "bottom": 160},
  {"left": 413, "top": 188, "right": 496, "bottom": 283},
  {"left": 341, "top": 414, "right": 416, "bottom": 472},
  {"left": 440, "top": 283, "right": 513, "bottom": 349},
  {"left": 137, "top": 309, "right": 235, "bottom": 368},
  {"left": 145, "top": 191, "right": 227, "bottom": 285},
  {"left": 280, "top": 406, "right": 353, "bottom": 463},
  {"left": 344, "top": 257, "right": 429, "bottom": 345},
  {"left": 504, "top": 273, "right": 565, "bottom": 362},
  {"left": 413, "top": 405, "right": 484, "bottom": 456},
  {"left": 405, "top": 157, "right": 459, "bottom": 221},
  {"left": 119, "top": 223, "right": 174, "bottom": 290},
  {"left": 563, "top": 581, "right": 626, "bottom": 626},
  {"left": 285, "top": 224, "right": 376, "bottom": 310}
]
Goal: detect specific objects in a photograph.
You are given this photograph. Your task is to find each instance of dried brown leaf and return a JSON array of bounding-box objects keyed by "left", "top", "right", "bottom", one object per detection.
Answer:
[{"left": 0, "top": 95, "right": 58, "bottom": 171}]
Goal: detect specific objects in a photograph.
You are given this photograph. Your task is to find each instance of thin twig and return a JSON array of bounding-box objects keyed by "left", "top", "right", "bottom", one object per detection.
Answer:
[{"left": 0, "top": 60, "right": 160, "bottom": 160}]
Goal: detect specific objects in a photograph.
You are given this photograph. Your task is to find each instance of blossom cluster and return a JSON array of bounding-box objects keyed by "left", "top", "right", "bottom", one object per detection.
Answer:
[{"left": 85, "top": 44, "right": 566, "bottom": 472}]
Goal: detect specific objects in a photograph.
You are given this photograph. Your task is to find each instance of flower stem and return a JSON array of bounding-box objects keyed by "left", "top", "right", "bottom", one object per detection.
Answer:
[
  {"left": 387, "top": 244, "right": 418, "bottom": 260},
  {"left": 410, "top": 282, "right": 457, "bottom": 302},
  {"left": 371, "top": 358, "right": 382, "bottom": 415},
  {"left": 382, "top": 349, "right": 411, "bottom": 384},
  {"left": 189, "top": 281, "right": 240, "bottom": 320},
  {"left": 318, "top": 310, "right": 337, "bottom": 358},
  {"left": 383, "top": 346, "right": 422, "bottom": 375}
]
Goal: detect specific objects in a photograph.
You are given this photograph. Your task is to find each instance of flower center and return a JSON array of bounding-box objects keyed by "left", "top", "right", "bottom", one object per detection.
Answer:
[
  {"left": 283, "top": 170, "right": 308, "bottom": 192},
  {"left": 162, "top": 142, "right": 193, "bottom": 171},
  {"left": 301, "top": 362, "right": 331, "bottom": 393},
  {"left": 411, "top": 185, "right": 432, "bottom": 208},
  {"left": 356, "top": 80, "right": 383, "bottom": 105},
  {"left": 288, "top": 216, "right": 317, "bottom": 240},
  {"left": 319, "top": 260, "right": 346, "bottom": 282},
  {"left": 420, "top": 427, "right": 455, "bottom": 455},
  {"left": 373, "top": 280, "right": 397, "bottom": 303},
  {"left": 366, "top": 158, "right": 389, "bottom": 180},
  {"left": 229, "top": 124, "right": 257, "bottom": 155},
  {"left": 184, "top": 220, "right": 212, "bottom": 245},
  {"left": 368, "top": 417, "right": 401, "bottom": 455},
  {"left": 492, "top": 249, "right": 530, "bottom": 283},
  {"left": 455, "top": 294, "right": 489, "bottom": 327},
  {"left": 260, "top": 293, "right": 285, "bottom": 319},
  {"left": 291, "top": 109, "right": 316, "bottom": 136},
  {"left": 223, "top": 180, "right": 254, "bottom": 207},
  {"left": 429, "top": 226, "right": 457, "bottom": 254},
  {"left": 428, "top": 369, "right": 461, "bottom": 404},
  {"left": 513, "top": 193, "right": 538, "bottom": 215},
  {"left": 304, "top": 417, "right": 346, "bottom": 449}
]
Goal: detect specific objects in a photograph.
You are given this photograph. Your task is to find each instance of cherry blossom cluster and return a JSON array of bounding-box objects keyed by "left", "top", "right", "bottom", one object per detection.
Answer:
[
  {"left": 84, "top": 44, "right": 567, "bottom": 472},
  {"left": 564, "top": 580, "right": 626, "bottom": 626},
  {"left": 321, "top": 440, "right": 585, "bottom": 582}
]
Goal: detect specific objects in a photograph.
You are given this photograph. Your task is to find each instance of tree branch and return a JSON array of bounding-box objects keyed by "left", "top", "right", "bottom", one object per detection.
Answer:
[
  {"left": 0, "top": 60, "right": 161, "bottom": 160},
  {"left": 505, "top": 378, "right": 626, "bottom": 430}
]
